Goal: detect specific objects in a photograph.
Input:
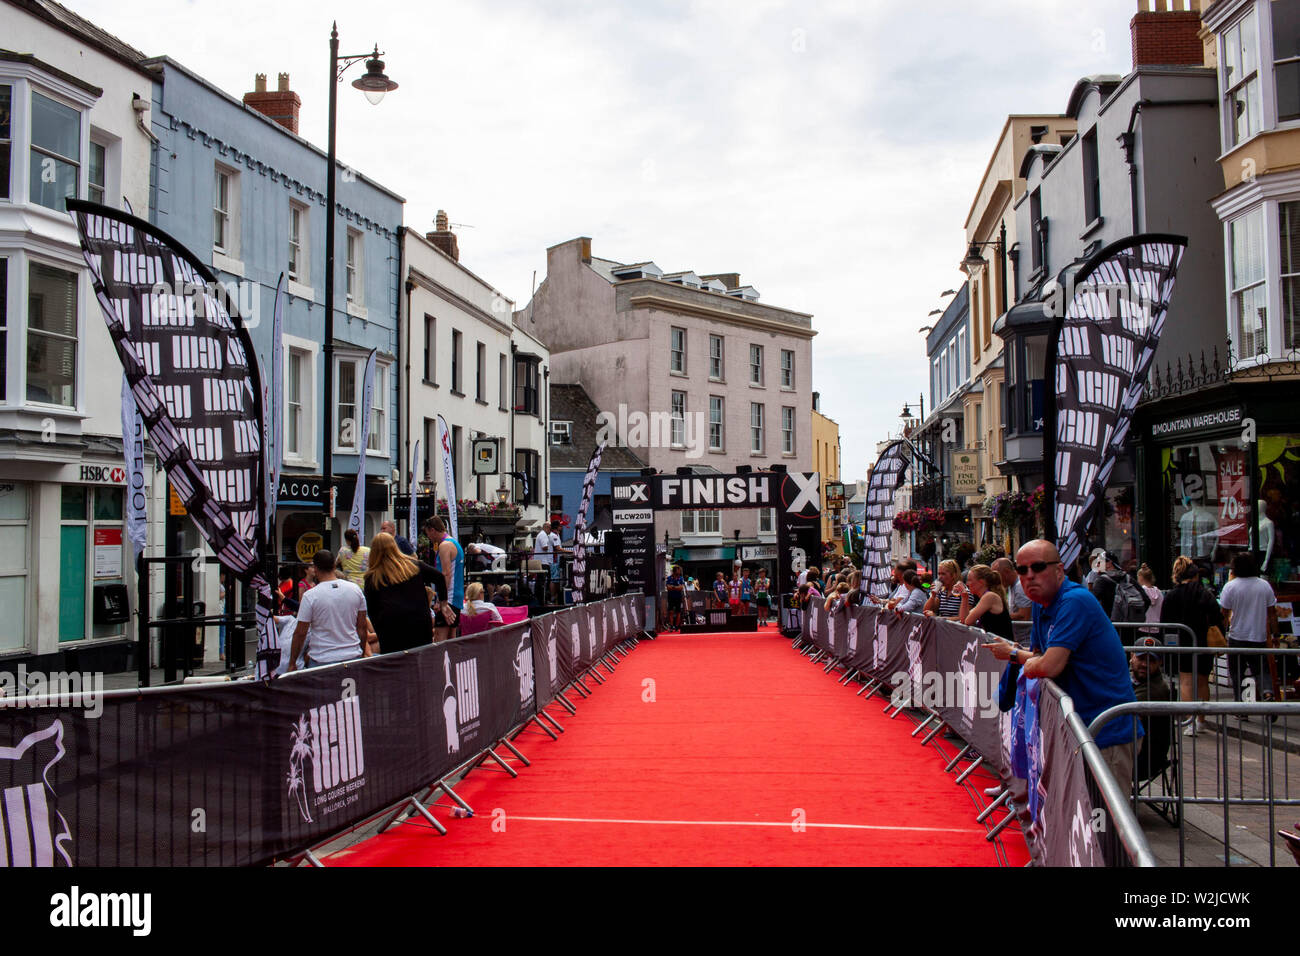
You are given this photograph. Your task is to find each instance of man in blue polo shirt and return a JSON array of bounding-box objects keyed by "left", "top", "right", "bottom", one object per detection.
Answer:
[{"left": 986, "top": 539, "right": 1141, "bottom": 785}]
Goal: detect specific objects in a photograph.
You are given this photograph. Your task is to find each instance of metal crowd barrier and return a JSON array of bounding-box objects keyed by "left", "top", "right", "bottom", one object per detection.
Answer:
[
  {"left": 1105, "top": 640, "right": 1300, "bottom": 867},
  {"left": 0, "top": 593, "right": 649, "bottom": 867},
  {"left": 790, "top": 603, "right": 1150, "bottom": 866}
]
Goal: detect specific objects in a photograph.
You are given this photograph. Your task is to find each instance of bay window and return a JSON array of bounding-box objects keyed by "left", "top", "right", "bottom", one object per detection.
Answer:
[
  {"left": 1222, "top": 6, "right": 1262, "bottom": 147},
  {"left": 1229, "top": 206, "right": 1268, "bottom": 360},
  {"left": 29, "top": 91, "right": 79, "bottom": 211},
  {"left": 27, "top": 261, "right": 77, "bottom": 407}
]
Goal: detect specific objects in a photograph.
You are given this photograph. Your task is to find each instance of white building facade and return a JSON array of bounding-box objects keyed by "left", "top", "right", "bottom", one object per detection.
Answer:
[{"left": 0, "top": 1, "right": 162, "bottom": 667}]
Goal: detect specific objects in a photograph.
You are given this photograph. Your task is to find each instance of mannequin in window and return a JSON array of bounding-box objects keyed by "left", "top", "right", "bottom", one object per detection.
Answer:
[
  {"left": 1178, "top": 495, "right": 1218, "bottom": 558},
  {"left": 1258, "top": 500, "right": 1275, "bottom": 572}
]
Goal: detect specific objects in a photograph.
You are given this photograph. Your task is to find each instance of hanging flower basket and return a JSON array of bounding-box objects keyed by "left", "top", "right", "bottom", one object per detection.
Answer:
[
  {"left": 437, "top": 498, "right": 521, "bottom": 518},
  {"left": 892, "top": 507, "right": 947, "bottom": 534}
]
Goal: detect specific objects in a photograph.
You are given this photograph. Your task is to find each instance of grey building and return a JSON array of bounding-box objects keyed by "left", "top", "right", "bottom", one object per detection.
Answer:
[{"left": 1000, "top": 39, "right": 1224, "bottom": 569}]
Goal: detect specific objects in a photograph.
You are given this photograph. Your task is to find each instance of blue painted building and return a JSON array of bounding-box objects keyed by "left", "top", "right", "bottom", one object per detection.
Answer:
[{"left": 144, "top": 60, "right": 404, "bottom": 563}]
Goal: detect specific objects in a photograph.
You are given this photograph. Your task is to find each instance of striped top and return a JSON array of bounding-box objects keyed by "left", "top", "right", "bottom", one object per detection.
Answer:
[{"left": 935, "top": 587, "right": 964, "bottom": 618}]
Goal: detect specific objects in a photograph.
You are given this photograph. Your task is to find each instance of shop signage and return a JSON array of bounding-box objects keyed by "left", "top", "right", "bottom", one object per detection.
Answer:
[
  {"left": 78, "top": 464, "right": 126, "bottom": 485},
  {"left": 295, "top": 532, "right": 325, "bottom": 562},
  {"left": 1151, "top": 405, "right": 1244, "bottom": 440},
  {"left": 741, "top": 545, "right": 778, "bottom": 561},
  {"left": 94, "top": 527, "right": 123, "bottom": 578},
  {"left": 951, "top": 450, "right": 980, "bottom": 496}
]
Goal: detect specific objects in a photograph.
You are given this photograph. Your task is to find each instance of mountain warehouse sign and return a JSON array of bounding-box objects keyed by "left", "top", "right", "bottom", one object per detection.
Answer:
[{"left": 1151, "top": 405, "right": 1244, "bottom": 440}]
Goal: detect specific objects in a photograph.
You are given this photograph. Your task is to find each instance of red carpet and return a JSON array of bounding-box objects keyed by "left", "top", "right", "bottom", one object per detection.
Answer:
[{"left": 329, "top": 626, "right": 1029, "bottom": 866}]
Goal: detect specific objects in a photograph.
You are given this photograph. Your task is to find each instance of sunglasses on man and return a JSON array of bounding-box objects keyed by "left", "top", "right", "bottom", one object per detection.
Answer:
[{"left": 1016, "top": 560, "right": 1060, "bottom": 576}]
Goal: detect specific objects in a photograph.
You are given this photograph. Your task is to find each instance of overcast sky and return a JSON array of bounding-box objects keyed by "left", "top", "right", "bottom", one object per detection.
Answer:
[{"left": 67, "top": 0, "right": 1141, "bottom": 480}]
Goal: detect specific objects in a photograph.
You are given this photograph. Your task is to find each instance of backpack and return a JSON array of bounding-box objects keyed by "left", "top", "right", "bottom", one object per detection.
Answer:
[{"left": 1110, "top": 575, "right": 1151, "bottom": 624}]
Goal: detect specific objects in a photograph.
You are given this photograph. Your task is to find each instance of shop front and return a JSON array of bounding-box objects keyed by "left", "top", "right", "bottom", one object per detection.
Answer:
[
  {"left": 275, "top": 475, "right": 390, "bottom": 568},
  {"left": 1140, "top": 393, "right": 1300, "bottom": 612},
  {"left": 0, "top": 456, "right": 144, "bottom": 670}
]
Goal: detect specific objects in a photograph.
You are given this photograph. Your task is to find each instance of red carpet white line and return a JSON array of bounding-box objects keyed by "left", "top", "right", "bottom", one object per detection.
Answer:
[{"left": 499, "top": 815, "right": 983, "bottom": 834}]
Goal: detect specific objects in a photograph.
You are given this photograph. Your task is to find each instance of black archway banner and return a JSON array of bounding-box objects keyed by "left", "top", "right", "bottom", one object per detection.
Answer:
[
  {"left": 1044, "top": 233, "right": 1187, "bottom": 569},
  {"left": 610, "top": 471, "right": 821, "bottom": 604}
]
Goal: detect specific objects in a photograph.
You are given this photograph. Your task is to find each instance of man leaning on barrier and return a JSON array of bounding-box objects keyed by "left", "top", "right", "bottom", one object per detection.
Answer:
[{"left": 985, "top": 540, "right": 1142, "bottom": 784}]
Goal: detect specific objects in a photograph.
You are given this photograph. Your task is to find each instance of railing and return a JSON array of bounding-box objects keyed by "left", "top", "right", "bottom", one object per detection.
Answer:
[{"left": 1103, "top": 641, "right": 1300, "bottom": 867}]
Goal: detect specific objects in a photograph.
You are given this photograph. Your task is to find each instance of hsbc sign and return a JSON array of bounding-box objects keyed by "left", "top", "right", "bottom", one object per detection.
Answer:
[{"left": 78, "top": 464, "right": 127, "bottom": 485}]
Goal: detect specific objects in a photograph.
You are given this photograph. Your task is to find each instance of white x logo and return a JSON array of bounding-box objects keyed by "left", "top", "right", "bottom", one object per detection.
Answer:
[
  {"left": 628, "top": 483, "right": 649, "bottom": 503},
  {"left": 785, "top": 472, "right": 820, "bottom": 514}
]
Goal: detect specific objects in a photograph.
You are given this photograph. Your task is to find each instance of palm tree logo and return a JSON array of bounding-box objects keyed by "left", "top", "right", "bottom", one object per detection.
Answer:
[{"left": 287, "top": 715, "right": 314, "bottom": 823}]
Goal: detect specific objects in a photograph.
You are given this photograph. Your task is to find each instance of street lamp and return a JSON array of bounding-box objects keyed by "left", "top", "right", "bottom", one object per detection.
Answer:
[
  {"left": 960, "top": 220, "right": 1008, "bottom": 315},
  {"left": 322, "top": 23, "right": 397, "bottom": 548}
]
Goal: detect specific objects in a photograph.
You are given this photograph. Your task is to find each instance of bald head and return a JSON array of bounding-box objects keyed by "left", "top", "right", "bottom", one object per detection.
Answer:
[
  {"left": 1015, "top": 539, "right": 1065, "bottom": 606},
  {"left": 991, "top": 557, "right": 1017, "bottom": 588}
]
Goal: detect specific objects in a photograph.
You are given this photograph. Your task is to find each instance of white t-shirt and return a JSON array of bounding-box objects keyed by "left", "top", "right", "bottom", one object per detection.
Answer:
[
  {"left": 1219, "top": 576, "right": 1276, "bottom": 644},
  {"left": 274, "top": 615, "right": 306, "bottom": 676},
  {"left": 463, "top": 599, "right": 503, "bottom": 623},
  {"left": 533, "top": 531, "right": 554, "bottom": 565},
  {"left": 296, "top": 577, "right": 367, "bottom": 663},
  {"left": 1009, "top": 579, "right": 1033, "bottom": 613},
  {"left": 548, "top": 530, "right": 563, "bottom": 553}
]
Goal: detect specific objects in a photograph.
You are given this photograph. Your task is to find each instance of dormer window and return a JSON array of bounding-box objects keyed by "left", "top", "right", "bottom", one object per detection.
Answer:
[{"left": 550, "top": 421, "right": 572, "bottom": 446}]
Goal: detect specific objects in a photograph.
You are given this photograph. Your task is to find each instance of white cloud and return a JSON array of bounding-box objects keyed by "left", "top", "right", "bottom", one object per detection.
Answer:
[{"left": 62, "top": 0, "right": 1138, "bottom": 481}]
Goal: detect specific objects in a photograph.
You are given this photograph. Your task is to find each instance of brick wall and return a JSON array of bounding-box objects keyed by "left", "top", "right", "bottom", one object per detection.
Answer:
[{"left": 1131, "top": 11, "right": 1205, "bottom": 68}]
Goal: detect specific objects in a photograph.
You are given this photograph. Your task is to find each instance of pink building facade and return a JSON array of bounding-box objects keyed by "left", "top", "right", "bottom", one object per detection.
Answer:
[{"left": 517, "top": 237, "right": 816, "bottom": 572}]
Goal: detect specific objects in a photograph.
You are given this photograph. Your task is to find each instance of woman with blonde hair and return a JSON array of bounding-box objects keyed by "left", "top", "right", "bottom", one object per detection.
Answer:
[
  {"left": 363, "top": 532, "right": 448, "bottom": 653},
  {"left": 823, "top": 581, "right": 851, "bottom": 614},
  {"left": 463, "top": 581, "right": 504, "bottom": 624},
  {"left": 960, "top": 564, "right": 1014, "bottom": 641}
]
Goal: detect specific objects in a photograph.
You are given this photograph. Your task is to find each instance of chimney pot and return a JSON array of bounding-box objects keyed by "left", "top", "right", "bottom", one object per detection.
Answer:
[
  {"left": 1130, "top": 0, "right": 1206, "bottom": 68},
  {"left": 427, "top": 211, "right": 459, "bottom": 262},
  {"left": 243, "top": 72, "right": 302, "bottom": 135}
]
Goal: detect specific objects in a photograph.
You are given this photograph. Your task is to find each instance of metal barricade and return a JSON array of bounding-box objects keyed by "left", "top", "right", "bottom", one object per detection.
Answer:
[{"left": 1104, "top": 641, "right": 1300, "bottom": 867}]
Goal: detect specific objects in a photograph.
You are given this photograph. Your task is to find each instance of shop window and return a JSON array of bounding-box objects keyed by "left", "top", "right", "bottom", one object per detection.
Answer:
[
  {"left": 1162, "top": 438, "right": 1252, "bottom": 588},
  {"left": 0, "top": 481, "right": 29, "bottom": 651},
  {"left": 1258, "top": 435, "right": 1300, "bottom": 592}
]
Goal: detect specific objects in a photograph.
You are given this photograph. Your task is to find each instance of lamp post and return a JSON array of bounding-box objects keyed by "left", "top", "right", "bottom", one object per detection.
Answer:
[{"left": 322, "top": 23, "right": 397, "bottom": 547}]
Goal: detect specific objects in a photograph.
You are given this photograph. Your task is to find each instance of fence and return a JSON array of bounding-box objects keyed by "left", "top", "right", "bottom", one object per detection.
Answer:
[
  {"left": 1101, "top": 640, "right": 1300, "bottom": 867},
  {"left": 0, "top": 593, "right": 646, "bottom": 867},
  {"left": 795, "top": 601, "right": 1155, "bottom": 867}
]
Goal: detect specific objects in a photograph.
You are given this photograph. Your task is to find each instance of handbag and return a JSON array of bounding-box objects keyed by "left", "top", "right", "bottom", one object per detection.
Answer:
[{"left": 1206, "top": 625, "right": 1227, "bottom": 651}]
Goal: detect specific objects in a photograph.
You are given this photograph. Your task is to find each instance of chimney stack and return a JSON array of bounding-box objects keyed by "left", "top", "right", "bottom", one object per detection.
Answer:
[
  {"left": 243, "top": 72, "right": 302, "bottom": 134},
  {"left": 427, "top": 210, "right": 460, "bottom": 262},
  {"left": 1131, "top": 0, "right": 1206, "bottom": 69}
]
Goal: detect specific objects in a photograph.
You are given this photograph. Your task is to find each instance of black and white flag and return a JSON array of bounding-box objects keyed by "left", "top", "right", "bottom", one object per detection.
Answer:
[
  {"left": 861, "top": 439, "right": 912, "bottom": 598},
  {"left": 68, "top": 199, "right": 280, "bottom": 677},
  {"left": 570, "top": 442, "right": 606, "bottom": 604},
  {"left": 1045, "top": 234, "right": 1186, "bottom": 569},
  {"left": 347, "top": 348, "right": 378, "bottom": 537},
  {"left": 121, "top": 375, "right": 147, "bottom": 557},
  {"left": 264, "top": 274, "right": 285, "bottom": 543},
  {"left": 408, "top": 440, "right": 421, "bottom": 542}
]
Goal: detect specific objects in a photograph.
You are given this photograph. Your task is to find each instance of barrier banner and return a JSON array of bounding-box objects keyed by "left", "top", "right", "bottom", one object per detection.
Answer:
[
  {"left": 928, "top": 619, "right": 1011, "bottom": 777},
  {"left": 0, "top": 608, "right": 626, "bottom": 867},
  {"left": 1036, "top": 686, "right": 1107, "bottom": 867},
  {"left": 531, "top": 612, "right": 561, "bottom": 709}
]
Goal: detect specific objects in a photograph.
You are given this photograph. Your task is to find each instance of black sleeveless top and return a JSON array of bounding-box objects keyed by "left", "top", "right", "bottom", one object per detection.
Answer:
[{"left": 973, "top": 595, "right": 1014, "bottom": 641}]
